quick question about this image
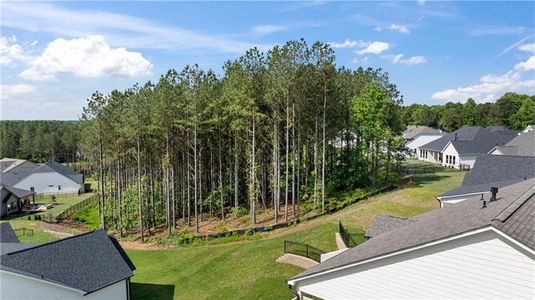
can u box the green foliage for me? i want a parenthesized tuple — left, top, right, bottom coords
(72, 205, 100, 230)
(229, 206, 249, 218)
(0, 120, 80, 163)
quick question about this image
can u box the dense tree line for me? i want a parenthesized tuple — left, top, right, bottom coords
(0, 120, 80, 162)
(80, 40, 406, 239)
(402, 92, 535, 132)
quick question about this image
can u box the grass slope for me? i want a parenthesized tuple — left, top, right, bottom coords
(128, 161, 465, 299)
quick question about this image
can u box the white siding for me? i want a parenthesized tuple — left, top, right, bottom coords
(14, 172, 81, 195)
(442, 143, 459, 169)
(296, 230, 535, 300)
(0, 271, 128, 300)
(406, 134, 443, 157)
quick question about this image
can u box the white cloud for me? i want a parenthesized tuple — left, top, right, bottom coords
(1, 2, 270, 54)
(375, 24, 410, 34)
(432, 66, 535, 103)
(515, 56, 535, 71)
(330, 39, 365, 49)
(19, 35, 152, 81)
(469, 25, 528, 37)
(252, 25, 288, 36)
(0, 84, 35, 101)
(354, 41, 390, 55)
(416, 0, 426, 5)
(386, 54, 427, 65)
(0, 36, 33, 67)
(518, 43, 535, 53)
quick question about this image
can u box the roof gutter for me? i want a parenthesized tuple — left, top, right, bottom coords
(288, 284, 300, 300)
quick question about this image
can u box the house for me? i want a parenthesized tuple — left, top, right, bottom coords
(402, 126, 443, 158)
(287, 179, 535, 300)
(489, 131, 535, 157)
(0, 227, 135, 300)
(437, 155, 535, 207)
(0, 158, 37, 173)
(418, 126, 518, 169)
(0, 185, 35, 217)
(0, 159, 84, 195)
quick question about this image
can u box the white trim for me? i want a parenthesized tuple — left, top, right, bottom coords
(0, 269, 84, 294)
(490, 227, 535, 255)
(287, 226, 530, 285)
(437, 191, 489, 201)
(440, 140, 453, 153)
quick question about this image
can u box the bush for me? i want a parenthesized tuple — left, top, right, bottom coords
(229, 206, 248, 218)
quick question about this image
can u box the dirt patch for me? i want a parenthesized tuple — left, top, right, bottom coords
(276, 253, 318, 269)
(120, 241, 161, 250)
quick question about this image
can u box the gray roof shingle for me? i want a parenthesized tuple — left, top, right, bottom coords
(0, 223, 19, 243)
(492, 131, 535, 157)
(419, 126, 518, 154)
(364, 215, 412, 238)
(289, 179, 535, 281)
(1, 184, 35, 200)
(0, 229, 135, 293)
(403, 126, 442, 140)
(34, 160, 84, 184)
(440, 155, 535, 197)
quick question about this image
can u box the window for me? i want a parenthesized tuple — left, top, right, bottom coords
(48, 185, 54, 187)
(58, 185, 61, 191)
(453, 156, 456, 165)
(30, 187, 34, 192)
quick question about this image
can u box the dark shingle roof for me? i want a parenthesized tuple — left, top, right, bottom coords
(0, 229, 135, 293)
(419, 126, 518, 154)
(492, 131, 535, 157)
(403, 126, 442, 140)
(364, 215, 412, 238)
(289, 179, 535, 281)
(1, 184, 35, 200)
(0, 243, 36, 255)
(34, 160, 83, 184)
(440, 155, 535, 197)
(0, 171, 33, 186)
(0, 223, 19, 243)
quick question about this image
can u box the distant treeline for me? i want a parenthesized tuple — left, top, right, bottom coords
(402, 92, 535, 132)
(0, 120, 80, 163)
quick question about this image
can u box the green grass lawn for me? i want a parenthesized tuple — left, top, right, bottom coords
(72, 204, 100, 230)
(1, 219, 57, 244)
(34, 193, 95, 218)
(127, 162, 466, 299)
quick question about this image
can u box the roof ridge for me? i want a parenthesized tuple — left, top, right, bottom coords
(3, 229, 102, 256)
(492, 184, 535, 223)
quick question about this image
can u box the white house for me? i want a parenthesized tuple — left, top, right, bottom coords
(403, 126, 443, 158)
(287, 179, 535, 300)
(1, 160, 84, 195)
(418, 126, 518, 169)
(0, 225, 135, 300)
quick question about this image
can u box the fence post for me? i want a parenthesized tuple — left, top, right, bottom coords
(284, 240, 286, 253)
(306, 244, 309, 258)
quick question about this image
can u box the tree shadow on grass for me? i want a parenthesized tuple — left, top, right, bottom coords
(131, 282, 175, 300)
(413, 174, 451, 186)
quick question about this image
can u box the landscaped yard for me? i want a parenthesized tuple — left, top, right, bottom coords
(126, 161, 466, 299)
(3, 161, 465, 299)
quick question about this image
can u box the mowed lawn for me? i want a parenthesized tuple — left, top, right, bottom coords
(128, 161, 466, 300)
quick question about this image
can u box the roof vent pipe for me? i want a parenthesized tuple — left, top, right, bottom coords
(480, 194, 486, 209)
(490, 187, 498, 202)
(454, 133, 458, 141)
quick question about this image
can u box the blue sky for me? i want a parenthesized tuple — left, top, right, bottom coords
(1, 1, 534, 120)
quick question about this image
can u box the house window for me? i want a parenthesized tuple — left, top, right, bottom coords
(30, 187, 34, 192)
(48, 185, 54, 187)
(58, 185, 61, 191)
(453, 156, 456, 165)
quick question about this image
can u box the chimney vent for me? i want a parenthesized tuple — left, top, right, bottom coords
(480, 194, 486, 209)
(454, 133, 458, 141)
(490, 187, 498, 202)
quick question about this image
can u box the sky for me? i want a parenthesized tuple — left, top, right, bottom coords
(1, 1, 534, 120)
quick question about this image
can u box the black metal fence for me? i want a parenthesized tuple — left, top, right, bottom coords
(55, 195, 98, 222)
(284, 240, 326, 262)
(339, 222, 357, 248)
(14, 227, 33, 237)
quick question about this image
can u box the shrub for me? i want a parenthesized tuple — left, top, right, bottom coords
(229, 206, 248, 218)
